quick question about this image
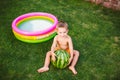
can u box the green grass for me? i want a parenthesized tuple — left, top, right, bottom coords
(0, 0, 120, 80)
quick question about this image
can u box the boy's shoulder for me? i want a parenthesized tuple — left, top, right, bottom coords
(67, 35, 72, 41)
(67, 35, 71, 38)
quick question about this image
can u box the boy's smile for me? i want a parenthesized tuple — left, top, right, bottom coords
(57, 28, 68, 37)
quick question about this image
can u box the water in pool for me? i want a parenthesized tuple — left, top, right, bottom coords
(18, 19, 53, 32)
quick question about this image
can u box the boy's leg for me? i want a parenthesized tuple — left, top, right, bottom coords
(37, 51, 52, 73)
(69, 50, 79, 74)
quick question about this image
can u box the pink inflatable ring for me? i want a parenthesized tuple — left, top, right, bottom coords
(12, 12, 58, 43)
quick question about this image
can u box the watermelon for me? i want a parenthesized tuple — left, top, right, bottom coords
(51, 50, 70, 69)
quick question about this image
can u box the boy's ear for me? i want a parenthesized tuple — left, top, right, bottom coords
(55, 29, 58, 34)
(55, 28, 57, 32)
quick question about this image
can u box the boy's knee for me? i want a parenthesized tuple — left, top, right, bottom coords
(46, 51, 52, 56)
(75, 51, 80, 57)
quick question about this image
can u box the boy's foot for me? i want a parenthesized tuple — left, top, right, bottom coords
(69, 66, 77, 75)
(37, 67, 49, 73)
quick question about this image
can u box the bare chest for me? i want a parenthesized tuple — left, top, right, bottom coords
(57, 38, 68, 46)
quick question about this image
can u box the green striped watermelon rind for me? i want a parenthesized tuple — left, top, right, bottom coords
(51, 50, 70, 69)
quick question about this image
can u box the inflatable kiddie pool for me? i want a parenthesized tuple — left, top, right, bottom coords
(12, 12, 58, 43)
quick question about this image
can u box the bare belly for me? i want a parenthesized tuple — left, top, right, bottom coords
(59, 45, 68, 50)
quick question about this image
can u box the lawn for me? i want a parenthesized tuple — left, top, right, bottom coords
(0, 0, 120, 80)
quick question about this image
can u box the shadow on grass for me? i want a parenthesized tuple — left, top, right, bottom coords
(0, 0, 14, 14)
(0, 64, 10, 80)
(0, 49, 29, 80)
(0, 63, 30, 80)
(113, 70, 120, 80)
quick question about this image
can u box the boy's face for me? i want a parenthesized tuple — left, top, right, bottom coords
(57, 27, 68, 37)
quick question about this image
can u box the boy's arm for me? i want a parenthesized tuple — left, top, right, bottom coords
(68, 37, 74, 63)
(51, 36, 57, 53)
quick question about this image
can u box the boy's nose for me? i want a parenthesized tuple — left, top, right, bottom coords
(61, 33, 64, 36)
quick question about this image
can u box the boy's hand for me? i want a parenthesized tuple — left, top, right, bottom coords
(51, 52, 56, 62)
(68, 57, 73, 65)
